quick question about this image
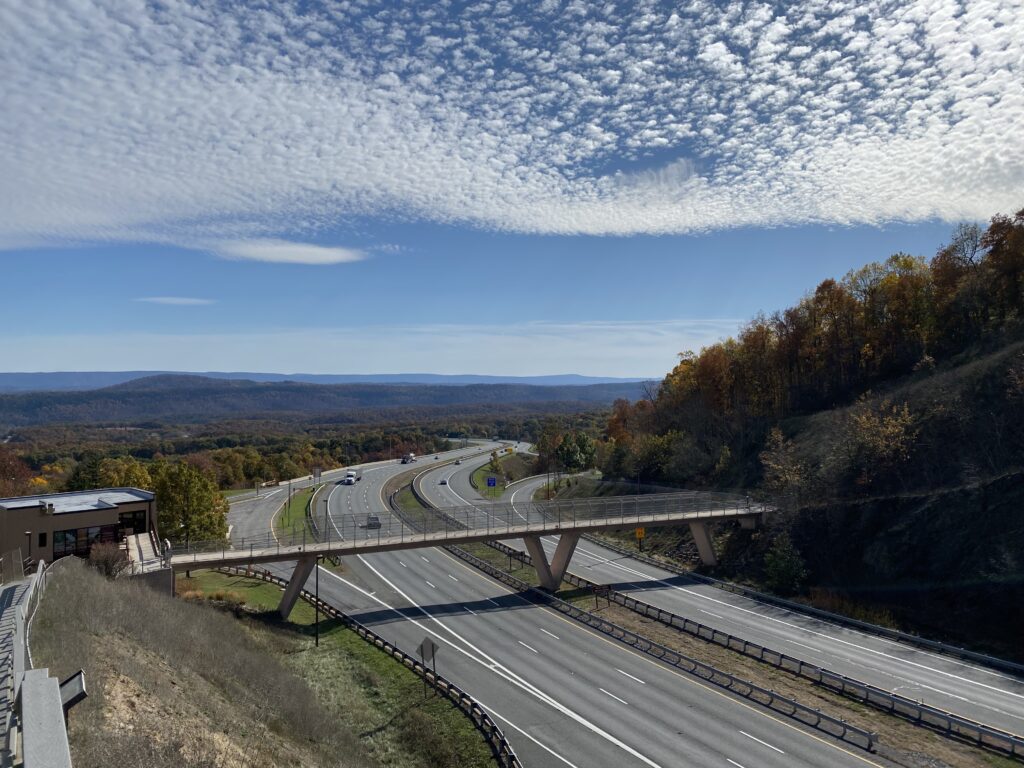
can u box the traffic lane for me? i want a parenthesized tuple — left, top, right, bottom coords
(299, 559, 654, 768)
(324, 446, 504, 541)
(533, 534, 1024, 734)
(324, 547, 888, 768)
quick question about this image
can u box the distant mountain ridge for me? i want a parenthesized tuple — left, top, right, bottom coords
(0, 371, 647, 393)
(0, 374, 652, 426)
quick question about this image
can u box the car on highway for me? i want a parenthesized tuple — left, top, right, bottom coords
(365, 514, 381, 529)
(454, 459, 462, 465)
(439, 479, 447, 485)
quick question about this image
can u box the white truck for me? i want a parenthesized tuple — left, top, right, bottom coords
(342, 469, 357, 485)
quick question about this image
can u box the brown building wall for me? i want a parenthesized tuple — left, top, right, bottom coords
(0, 499, 156, 564)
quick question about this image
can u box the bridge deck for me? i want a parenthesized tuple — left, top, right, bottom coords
(171, 491, 764, 571)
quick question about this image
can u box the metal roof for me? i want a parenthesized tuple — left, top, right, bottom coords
(0, 488, 154, 515)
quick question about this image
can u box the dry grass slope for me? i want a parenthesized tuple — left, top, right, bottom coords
(31, 560, 374, 768)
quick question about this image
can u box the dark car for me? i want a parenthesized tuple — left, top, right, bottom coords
(440, 479, 448, 485)
(365, 514, 381, 529)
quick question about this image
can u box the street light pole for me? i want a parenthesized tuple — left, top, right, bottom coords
(315, 556, 320, 647)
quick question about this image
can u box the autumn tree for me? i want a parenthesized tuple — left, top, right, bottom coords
(151, 461, 229, 544)
(841, 397, 918, 490)
(0, 447, 32, 497)
(763, 533, 807, 596)
(97, 456, 152, 489)
(759, 428, 806, 504)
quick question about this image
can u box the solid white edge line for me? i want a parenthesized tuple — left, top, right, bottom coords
(349, 557, 664, 768)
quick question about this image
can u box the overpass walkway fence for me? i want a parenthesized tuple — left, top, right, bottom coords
(216, 565, 521, 768)
(171, 491, 764, 567)
(386, 486, 877, 753)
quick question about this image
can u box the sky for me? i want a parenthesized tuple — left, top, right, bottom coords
(1, 0, 1021, 378)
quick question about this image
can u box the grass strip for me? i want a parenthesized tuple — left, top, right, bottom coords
(274, 485, 316, 540)
(181, 569, 497, 768)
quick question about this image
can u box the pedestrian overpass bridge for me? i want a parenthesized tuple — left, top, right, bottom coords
(170, 491, 765, 617)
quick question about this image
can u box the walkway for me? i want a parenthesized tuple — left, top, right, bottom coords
(0, 580, 31, 717)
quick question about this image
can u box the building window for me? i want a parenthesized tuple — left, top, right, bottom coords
(53, 525, 119, 558)
(37, 532, 47, 548)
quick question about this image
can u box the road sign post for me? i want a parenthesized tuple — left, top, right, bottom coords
(635, 526, 645, 552)
(487, 475, 497, 499)
(417, 637, 439, 698)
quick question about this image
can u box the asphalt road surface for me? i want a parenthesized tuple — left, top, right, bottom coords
(418, 455, 1024, 737)
(271, 451, 891, 768)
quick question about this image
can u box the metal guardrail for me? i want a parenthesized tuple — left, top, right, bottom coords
(446, 543, 876, 751)
(389, 481, 876, 753)
(584, 534, 1024, 678)
(488, 540, 1024, 760)
(217, 566, 521, 768)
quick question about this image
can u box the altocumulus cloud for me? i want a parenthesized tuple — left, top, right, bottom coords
(1, 0, 1022, 251)
(215, 239, 366, 265)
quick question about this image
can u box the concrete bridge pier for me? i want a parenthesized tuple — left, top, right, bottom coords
(688, 522, 718, 566)
(524, 533, 579, 591)
(279, 555, 317, 619)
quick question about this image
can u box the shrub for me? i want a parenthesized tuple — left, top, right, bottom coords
(87, 542, 131, 578)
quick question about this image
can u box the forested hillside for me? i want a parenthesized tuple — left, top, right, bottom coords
(0, 375, 647, 427)
(600, 208, 1024, 655)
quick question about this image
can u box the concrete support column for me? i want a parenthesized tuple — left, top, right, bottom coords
(688, 521, 718, 566)
(523, 533, 580, 591)
(279, 555, 316, 619)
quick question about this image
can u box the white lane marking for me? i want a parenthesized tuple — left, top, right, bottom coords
(726, 759, 747, 768)
(740, 731, 784, 754)
(486, 597, 501, 607)
(616, 669, 646, 685)
(421, 556, 430, 563)
(519, 641, 539, 654)
(399, 561, 407, 568)
(599, 688, 628, 706)
(539, 628, 560, 640)
(448, 574, 459, 581)
(465, 607, 477, 616)
(482, 705, 581, 768)
(787, 639, 823, 654)
(562, 543, 1024, 709)
(700, 609, 724, 620)
(425, 581, 436, 589)
(348, 558, 665, 768)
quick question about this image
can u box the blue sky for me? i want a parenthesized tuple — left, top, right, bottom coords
(1, 1, 1021, 377)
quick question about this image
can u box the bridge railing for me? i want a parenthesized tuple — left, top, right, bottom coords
(174, 491, 765, 563)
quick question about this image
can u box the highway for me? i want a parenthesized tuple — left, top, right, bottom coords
(419, 454, 1024, 738)
(274, 449, 890, 768)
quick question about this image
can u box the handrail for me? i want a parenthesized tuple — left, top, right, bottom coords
(174, 490, 765, 568)
(217, 566, 521, 768)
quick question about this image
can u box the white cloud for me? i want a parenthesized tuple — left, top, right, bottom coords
(0, 320, 741, 378)
(0, 0, 1021, 248)
(215, 239, 365, 265)
(133, 297, 216, 306)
